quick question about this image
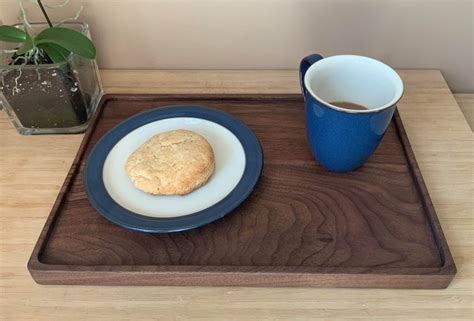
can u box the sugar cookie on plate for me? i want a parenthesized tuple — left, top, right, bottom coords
(125, 129, 215, 195)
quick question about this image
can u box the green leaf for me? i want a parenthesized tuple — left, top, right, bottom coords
(16, 32, 35, 55)
(0, 25, 27, 43)
(35, 27, 96, 59)
(37, 43, 71, 63)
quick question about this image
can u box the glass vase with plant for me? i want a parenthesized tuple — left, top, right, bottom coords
(0, 0, 102, 135)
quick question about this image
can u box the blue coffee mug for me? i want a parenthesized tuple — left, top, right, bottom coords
(300, 54, 404, 172)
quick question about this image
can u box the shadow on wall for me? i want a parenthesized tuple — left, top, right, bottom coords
(0, 0, 473, 92)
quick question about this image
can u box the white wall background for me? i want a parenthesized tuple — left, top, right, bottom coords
(1, 0, 473, 92)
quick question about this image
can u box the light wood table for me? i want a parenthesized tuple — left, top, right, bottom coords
(0, 70, 472, 321)
(454, 94, 474, 131)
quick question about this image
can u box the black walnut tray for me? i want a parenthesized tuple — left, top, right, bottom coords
(28, 94, 456, 288)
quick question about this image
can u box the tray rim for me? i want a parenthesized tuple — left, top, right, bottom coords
(27, 93, 456, 288)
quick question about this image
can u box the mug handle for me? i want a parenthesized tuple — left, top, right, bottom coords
(299, 54, 324, 99)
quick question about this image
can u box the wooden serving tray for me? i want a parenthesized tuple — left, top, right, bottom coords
(28, 94, 456, 288)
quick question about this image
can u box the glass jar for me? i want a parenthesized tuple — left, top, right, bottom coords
(0, 22, 102, 135)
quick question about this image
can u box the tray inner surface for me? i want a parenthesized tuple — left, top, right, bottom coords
(39, 95, 443, 270)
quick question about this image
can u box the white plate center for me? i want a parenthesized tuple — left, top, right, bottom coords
(103, 117, 246, 218)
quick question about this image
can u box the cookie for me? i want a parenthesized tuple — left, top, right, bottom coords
(125, 129, 215, 195)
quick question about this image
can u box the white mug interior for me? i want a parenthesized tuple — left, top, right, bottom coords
(304, 55, 404, 113)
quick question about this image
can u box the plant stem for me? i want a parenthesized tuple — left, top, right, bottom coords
(37, 0, 53, 27)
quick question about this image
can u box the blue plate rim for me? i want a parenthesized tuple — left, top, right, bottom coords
(84, 105, 263, 233)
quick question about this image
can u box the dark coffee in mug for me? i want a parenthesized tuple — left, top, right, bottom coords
(329, 101, 368, 110)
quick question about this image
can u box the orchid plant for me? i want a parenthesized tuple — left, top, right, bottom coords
(0, 0, 96, 64)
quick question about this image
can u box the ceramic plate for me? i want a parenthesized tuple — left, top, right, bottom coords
(84, 105, 263, 233)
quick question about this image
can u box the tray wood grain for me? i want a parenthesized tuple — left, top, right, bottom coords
(28, 94, 456, 288)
